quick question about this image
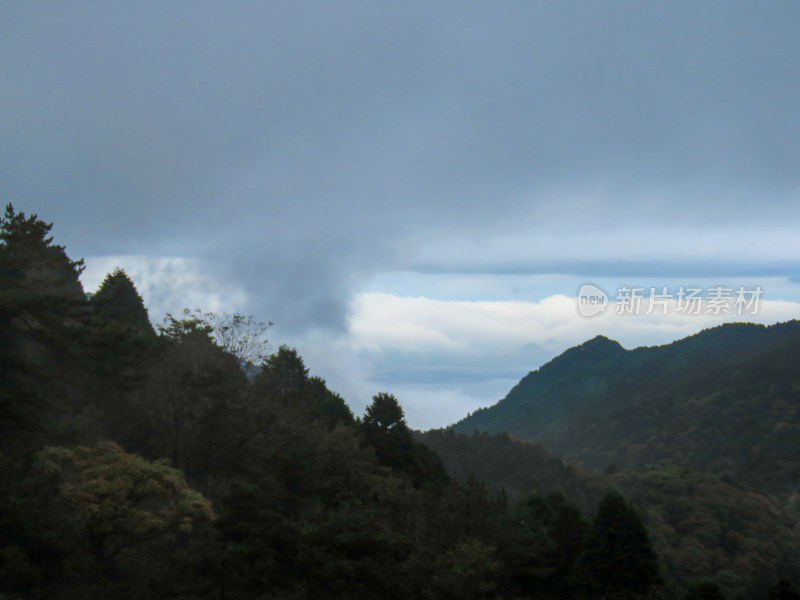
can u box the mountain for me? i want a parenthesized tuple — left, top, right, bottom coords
(420, 429, 597, 505)
(452, 321, 800, 496)
(6, 205, 800, 599)
(420, 429, 800, 599)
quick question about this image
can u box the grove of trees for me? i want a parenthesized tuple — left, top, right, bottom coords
(1, 205, 796, 599)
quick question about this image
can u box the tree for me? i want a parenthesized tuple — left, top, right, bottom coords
(253, 345, 310, 401)
(0, 206, 92, 454)
(207, 311, 272, 366)
(91, 267, 153, 332)
(363, 392, 408, 434)
(431, 537, 500, 600)
(35, 441, 214, 575)
(139, 316, 247, 475)
(573, 490, 662, 599)
(362, 393, 447, 487)
(362, 392, 414, 470)
(159, 308, 215, 341)
(0, 204, 84, 299)
(498, 491, 588, 598)
(160, 308, 271, 367)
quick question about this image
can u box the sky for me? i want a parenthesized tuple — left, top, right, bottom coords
(4, 2, 800, 429)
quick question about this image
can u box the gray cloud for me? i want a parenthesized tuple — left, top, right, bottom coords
(4, 1, 800, 332)
(410, 261, 800, 279)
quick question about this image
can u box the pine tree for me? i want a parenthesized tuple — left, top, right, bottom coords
(91, 267, 153, 332)
(362, 393, 447, 486)
(573, 490, 661, 599)
(0, 204, 84, 299)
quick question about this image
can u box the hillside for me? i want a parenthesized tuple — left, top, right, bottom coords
(452, 322, 800, 495)
(421, 430, 800, 599)
(5, 204, 800, 600)
(2, 205, 687, 600)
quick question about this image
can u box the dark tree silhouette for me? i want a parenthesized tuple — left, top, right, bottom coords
(91, 267, 153, 332)
(573, 490, 661, 598)
(254, 345, 310, 401)
(0, 204, 84, 299)
(362, 393, 447, 487)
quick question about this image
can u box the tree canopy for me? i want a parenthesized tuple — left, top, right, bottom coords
(0, 203, 84, 299)
(91, 267, 153, 332)
(573, 490, 662, 598)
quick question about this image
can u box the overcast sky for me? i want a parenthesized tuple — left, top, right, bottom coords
(4, 2, 800, 428)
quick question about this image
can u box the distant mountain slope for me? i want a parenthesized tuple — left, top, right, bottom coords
(451, 320, 800, 495)
(612, 465, 800, 600)
(419, 429, 597, 505)
(419, 429, 800, 599)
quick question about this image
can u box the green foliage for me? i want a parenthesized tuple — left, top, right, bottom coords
(36, 441, 214, 561)
(362, 392, 413, 474)
(573, 490, 662, 599)
(207, 311, 272, 365)
(453, 334, 629, 439)
(159, 308, 215, 340)
(253, 345, 355, 428)
(612, 464, 800, 599)
(0, 441, 213, 598)
(453, 321, 800, 498)
(430, 537, 501, 600)
(364, 392, 407, 433)
(420, 428, 592, 504)
(498, 491, 589, 598)
(363, 393, 448, 488)
(160, 308, 272, 366)
(0, 203, 84, 299)
(91, 267, 153, 332)
(136, 322, 248, 475)
(255, 345, 310, 397)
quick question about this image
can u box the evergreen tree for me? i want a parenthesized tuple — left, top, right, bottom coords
(362, 392, 414, 470)
(362, 393, 447, 487)
(573, 490, 661, 599)
(251, 346, 353, 428)
(253, 345, 310, 401)
(0, 206, 89, 455)
(91, 267, 153, 332)
(0, 204, 84, 299)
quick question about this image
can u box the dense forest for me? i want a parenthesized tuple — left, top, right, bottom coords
(1, 205, 799, 599)
(452, 323, 800, 496)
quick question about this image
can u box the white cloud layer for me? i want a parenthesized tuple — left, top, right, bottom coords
(80, 258, 800, 430)
(332, 290, 800, 429)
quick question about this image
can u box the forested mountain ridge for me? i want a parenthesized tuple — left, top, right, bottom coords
(4, 204, 800, 600)
(421, 429, 800, 599)
(452, 321, 800, 496)
(2, 205, 686, 599)
(436, 320, 800, 597)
